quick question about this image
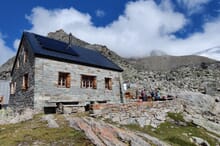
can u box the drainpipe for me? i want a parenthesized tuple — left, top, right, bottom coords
(119, 74, 125, 103)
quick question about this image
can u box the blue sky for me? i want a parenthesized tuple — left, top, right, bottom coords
(0, 0, 131, 49)
(0, 0, 220, 64)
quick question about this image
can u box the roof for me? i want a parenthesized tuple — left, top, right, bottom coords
(23, 32, 123, 72)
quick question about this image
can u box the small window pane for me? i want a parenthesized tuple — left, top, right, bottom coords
(58, 72, 71, 88)
(81, 75, 97, 89)
(105, 78, 112, 90)
(22, 74, 28, 90)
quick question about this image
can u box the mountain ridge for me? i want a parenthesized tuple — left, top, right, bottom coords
(194, 46, 220, 61)
(0, 30, 218, 80)
(127, 55, 217, 72)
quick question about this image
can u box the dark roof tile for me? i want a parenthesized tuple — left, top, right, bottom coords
(24, 32, 123, 72)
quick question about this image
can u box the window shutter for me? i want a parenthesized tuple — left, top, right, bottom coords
(80, 77, 83, 88)
(24, 50, 28, 63)
(16, 59, 20, 69)
(109, 79, 112, 90)
(10, 82, 13, 94)
(22, 74, 28, 90)
(22, 76, 25, 89)
(93, 78, 97, 89)
(66, 74, 71, 88)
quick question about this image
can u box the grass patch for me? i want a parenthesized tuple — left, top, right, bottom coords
(167, 112, 185, 122)
(125, 112, 220, 146)
(166, 136, 196, 146)
(0, 114, 93, 146)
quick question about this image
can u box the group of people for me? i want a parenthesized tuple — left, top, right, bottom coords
(136, 88, 161, 101)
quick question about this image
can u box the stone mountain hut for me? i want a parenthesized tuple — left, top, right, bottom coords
(9, 32, 123, 112)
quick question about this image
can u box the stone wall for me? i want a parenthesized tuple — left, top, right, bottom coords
(9, 38, 35, 111)
(90, 99, 183, 128)
(34, 57, 123, 110)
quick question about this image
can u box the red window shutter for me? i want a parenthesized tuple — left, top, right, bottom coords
(10, 82, 13, 94)
(109, 79, 112, 90)
(22, 76, 25, 89)
(93, 78, 97, 89)
(66, 74, 71, 88)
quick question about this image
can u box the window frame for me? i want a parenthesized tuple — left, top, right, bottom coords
(105, 77, 112, 90)
(10, 82, 16, 95)
(24, 49, 28, 63)
(22, 74, 28, 90)
(81, 75, 97, 89)
(58, 72, 71, 88)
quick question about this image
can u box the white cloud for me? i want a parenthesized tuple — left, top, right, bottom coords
(0, 33, 15, 65)
(25, 0, 220, 60)
(26, 7, 92, 35)
(177, 0, 210, 8)
(177, 0, 210, 15)
(166, 17, 220, 56)
(95, 9, 105, 17)
(13, 39, 20, 50)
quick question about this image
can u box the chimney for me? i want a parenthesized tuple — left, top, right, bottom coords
(66, 33, 73, 49)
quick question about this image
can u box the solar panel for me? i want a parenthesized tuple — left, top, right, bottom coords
(26, 32, 123, 71)
(35, 35, 78, 56)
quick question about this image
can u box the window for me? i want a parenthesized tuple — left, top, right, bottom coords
(81, 75, 97, 89)
(58, 72, 71, 88)
(24, 50, 28, 63)
(105, 78, 112, 90)
(10, 82, 16, 94)
(22, 74, 28, 90)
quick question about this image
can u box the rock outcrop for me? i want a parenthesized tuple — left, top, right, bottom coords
(88, 90, 220, 136)
(41, 114, 59, 128)
(127, 62, 220, 98)
(65, 116, 169, 146)
(0, 108, 35, 125)
(0, 57, 15, 80)
(176, 91, 220, 135)
(90, 99, 182, 128)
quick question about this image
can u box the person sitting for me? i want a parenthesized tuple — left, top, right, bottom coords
(141, 88, 147, 101)
(155, 89, 161, 100)
(150, 90, 154, 98)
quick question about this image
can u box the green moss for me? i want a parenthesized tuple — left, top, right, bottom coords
(0, 114, 93, 146)
(124, 113, 220, 146)
(165, 136, 196, 146)
(167, 112, 185, 122)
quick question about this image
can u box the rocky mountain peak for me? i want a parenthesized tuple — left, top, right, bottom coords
(48, 29, 89, 47)
(0, 57, 15, 80)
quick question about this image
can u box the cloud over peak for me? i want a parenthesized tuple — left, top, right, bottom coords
(16, 0, 218, 60)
